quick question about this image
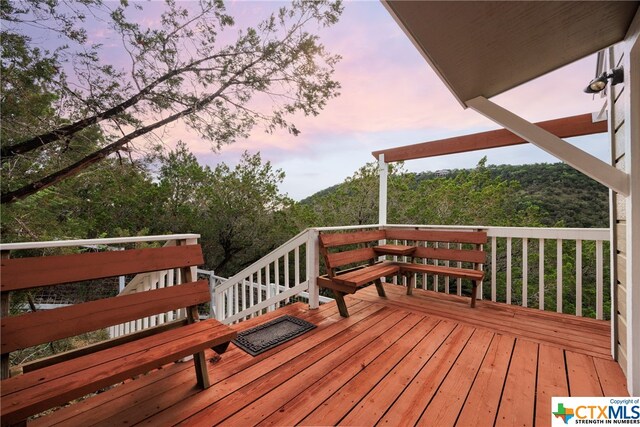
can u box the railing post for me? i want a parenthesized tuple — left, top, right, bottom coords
(306, 228, 320, 309)
(378, 154, 388, 225)
(208, 273, 216, 319)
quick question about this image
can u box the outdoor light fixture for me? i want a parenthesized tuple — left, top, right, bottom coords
(584, 67, 624, 94)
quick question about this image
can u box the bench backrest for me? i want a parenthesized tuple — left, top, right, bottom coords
(318, 230, 385, 276)
(385, 229, 487, 264)
(0, 245, 207, 357)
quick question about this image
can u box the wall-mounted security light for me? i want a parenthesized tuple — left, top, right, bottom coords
(584, 67, 624, 94)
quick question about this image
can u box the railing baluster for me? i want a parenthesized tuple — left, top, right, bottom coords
(539, 238, 545, 310)
(576, 239, 582, 316)
(422, 241, 427, 289)
(445, 242, 450, 294)
(433, 241, 439, 292)
(242, 279, 247, 312)
(506, 237, 512, 304)
(258, 268, 263, 305)
(266, 263, 271, 312)
(294, 246, 300, 285)
(596, 240, 603, 320)
(457, 243, 462, 296)
(275, 258, 280, 310)
(557, 239, 563, 313)
(491, 236, 497, 302)
(522, 238, 528, 308)
(284, 252, 290, 304)
(234, 282, 239, 315)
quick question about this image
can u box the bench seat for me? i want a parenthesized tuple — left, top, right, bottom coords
(398, 263, 484, 281)
(1, 318, 235, 426)
(332, 261, 400, 288)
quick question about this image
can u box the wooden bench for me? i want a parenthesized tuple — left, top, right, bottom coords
(317, 230, 400, 317)
(317, 228, 487, 317)
(0, 244, 237, 426)
(385, 229, 487, 308)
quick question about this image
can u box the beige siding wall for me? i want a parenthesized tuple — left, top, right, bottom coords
(610, 43, 627, 375)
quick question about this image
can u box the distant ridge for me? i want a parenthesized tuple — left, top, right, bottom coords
(302, 162, 608, 228)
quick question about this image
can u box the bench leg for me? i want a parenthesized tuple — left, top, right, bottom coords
(332, 290, 350, 317)
(212, 342, 231, 354)
(406, 273, 414, 296)
(193, 350, 211, 389)
(470, 280, 479, 308)
(374, 279, 386, 298)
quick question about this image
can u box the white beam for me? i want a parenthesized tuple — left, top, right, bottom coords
(378, 154, 388, 225)
(466, 96, 630, 196)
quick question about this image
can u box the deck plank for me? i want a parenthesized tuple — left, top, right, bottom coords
(300, 319, 456, 426)
(368, 325, 475, 427)
(353, 284, 610, 357)
(178, 308, 410, 426)
(535, 345, 569, 427)
(593, 357, 628, 395)
(24, 283, 626, 427)
(567, 351, 604, 396)
(456, 334, 515, 427)
(62, 299, 378, 427)
(258, 315, 440, 427)
(495, 339, 538, 427)
(229, 313, 429, 426)
(417, 328, 494, 426)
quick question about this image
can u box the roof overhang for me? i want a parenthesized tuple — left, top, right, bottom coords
(382, 1, 640, 107)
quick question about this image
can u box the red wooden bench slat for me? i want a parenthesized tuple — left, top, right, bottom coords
(1, 280, 211, 355)
(0, 319, 236, 425)
(327, 247, 377, 269)
(399, 263, 484, 281)
(319, 230, 385, 248)
(385, 229, 487, 245)
(0, 245, 205, 292)
(373, 245, 416, 256)
(413, 246, 486, 264)
(333, 262, 400, 287)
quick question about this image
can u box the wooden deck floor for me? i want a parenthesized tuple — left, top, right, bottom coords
(31, 284, 628, 427)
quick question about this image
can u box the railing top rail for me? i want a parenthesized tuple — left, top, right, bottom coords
(0, 234, 201, 251)
(215, 229, 311, 293)
(382, 224, 609, 241)
(311, 224, 382, 232)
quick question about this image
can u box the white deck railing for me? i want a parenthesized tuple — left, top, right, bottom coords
(2, 224, 611, 338)
(382, 224, 610, 319)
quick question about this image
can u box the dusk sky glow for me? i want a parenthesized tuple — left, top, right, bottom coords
(52, 1, 610, 200)
(207, 1, 608, 200)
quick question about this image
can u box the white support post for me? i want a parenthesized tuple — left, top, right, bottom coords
(306, 229, 320, 309)
(466, 96, 630, 196)
(378, 154, 388, 225)
(624, 10, 640, 395)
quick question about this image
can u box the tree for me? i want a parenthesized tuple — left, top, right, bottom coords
(407, 157, 541, 227)
(307, 162, 411, 226)
(200, 151, 294, 275)
(1, 0, 343, 204)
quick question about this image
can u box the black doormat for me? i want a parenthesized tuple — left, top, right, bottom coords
(233, 315, 316, 356)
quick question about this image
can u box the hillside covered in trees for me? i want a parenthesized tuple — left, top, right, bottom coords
(303, 160, 609, 229)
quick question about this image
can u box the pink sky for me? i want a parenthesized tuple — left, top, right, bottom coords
(73, 1, 609, 200)
(188, 1, 606, 200)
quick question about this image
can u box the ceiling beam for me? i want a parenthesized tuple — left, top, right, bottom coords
(372, 113, 607, 163)
(466, 96, 629, 196)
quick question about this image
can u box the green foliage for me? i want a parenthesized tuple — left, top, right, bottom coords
(1, 0, 343, 203)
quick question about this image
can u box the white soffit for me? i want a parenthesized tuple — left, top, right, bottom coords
(383, 1, 640, 107)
